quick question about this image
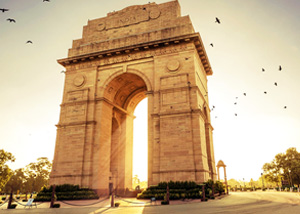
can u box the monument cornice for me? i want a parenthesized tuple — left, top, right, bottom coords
(56, 120, 96, 128)
(58, 33, 213, 75)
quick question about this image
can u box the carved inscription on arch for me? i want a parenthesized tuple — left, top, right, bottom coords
(98, 44, 188, 67)
(107, 8, 150, 29)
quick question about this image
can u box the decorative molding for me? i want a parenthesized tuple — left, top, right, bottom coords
(58, 33, 213, 75)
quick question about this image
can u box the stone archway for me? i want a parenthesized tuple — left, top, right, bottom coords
(104, 72, 148, 194)
(50, 1, 217, 196)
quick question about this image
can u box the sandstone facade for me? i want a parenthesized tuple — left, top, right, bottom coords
(50, 0, 217, 195)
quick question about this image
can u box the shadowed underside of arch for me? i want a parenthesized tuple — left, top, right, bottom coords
(104, 73, 147, 114)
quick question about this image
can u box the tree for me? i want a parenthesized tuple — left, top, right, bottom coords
(132, 174, 140, 189)
(23, 157, 52, 193)
(227, 179, 240, 188)
(132, 175, 147, 189)
(4, 168, 26, 193)
(262, 147, 300, 187)
(0, 149, 15, 192)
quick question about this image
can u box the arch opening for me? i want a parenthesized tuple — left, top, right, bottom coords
(104, 73, 148, 193)
(132, 98, 148, 189)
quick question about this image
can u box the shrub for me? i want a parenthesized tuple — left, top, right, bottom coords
(137, 180, 222, 201)
(8, 204, 17, 209)
(161, 200, 169, 205)
(35, 184, 98, 201)
(52, 203, 60, 208)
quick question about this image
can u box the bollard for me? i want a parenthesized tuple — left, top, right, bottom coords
(109, 182, 114, 208)
(7, 191, 13, 209)
(50, 185, 56, 208)
(166, 184, 170, 204)
(202, 185, 205, 201)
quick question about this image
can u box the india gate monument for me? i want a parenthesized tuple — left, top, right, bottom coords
(50, 0, 216, 195)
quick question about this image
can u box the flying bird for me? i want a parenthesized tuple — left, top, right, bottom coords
(235, 113, 237, 116)
(43, 0, 50, 2)
(264, 91, 267, 94)
(243, 93, 246, 96)
(210, 43, 214, 47)
(279, 65, 282, 71)
(274, 82, 278, 86)
(26, 40, 33, 44)
(0, 8, 9, 13)
(215, 17, 221, 24)
(7, 18, 16, 23)
(234, 102, 237, 105)
(262, 68, 265, 72)
(284, 106, 287, 109)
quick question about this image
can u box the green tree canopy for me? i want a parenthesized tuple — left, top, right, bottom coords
(263, 147, 300, 186)
(4, 168, 26, 193)
(0, 149, 15, 192)
(23, 157, 52, 193)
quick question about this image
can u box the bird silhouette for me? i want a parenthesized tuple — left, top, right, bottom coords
(262, 68, 265, 72)
(279, 65, 282, 71)
(236, 97, 238, 99)
(235, 113, 237, 116)
(0, 8, 9, 13)
(43, 0, 50, 2)
(234, 102, 237, 105)
(274, 82, 277, 86)
(264, 91, 267, 94)
(210, 43, 214, 47)
(215, 17, 221, 24)
(7, 18, 16, 23)
(284, 106, 287, 109)
(243, 93, 246, 96)
(26, 40, 33, 44)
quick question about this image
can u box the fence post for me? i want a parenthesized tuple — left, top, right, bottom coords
(109, 182, 114, 207)
(50, 185, 56, 208)
(166, 184, 170, 204)
(7, 191, 13, 209)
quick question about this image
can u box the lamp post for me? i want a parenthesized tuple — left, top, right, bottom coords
(261, 172, 264, 190)
(109, 176, 114, 207)
(32, 174, 36, 197)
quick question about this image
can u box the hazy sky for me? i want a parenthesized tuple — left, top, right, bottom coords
(1, 0, 299, 183)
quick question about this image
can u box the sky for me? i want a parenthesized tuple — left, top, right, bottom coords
(1, 0, 300, 183)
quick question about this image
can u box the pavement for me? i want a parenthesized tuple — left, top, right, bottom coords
(1, 191, 300, 214)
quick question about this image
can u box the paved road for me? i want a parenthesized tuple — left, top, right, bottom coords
(1, 192, 300, 214)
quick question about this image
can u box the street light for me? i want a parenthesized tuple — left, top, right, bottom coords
(261, 172, 264, 190)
